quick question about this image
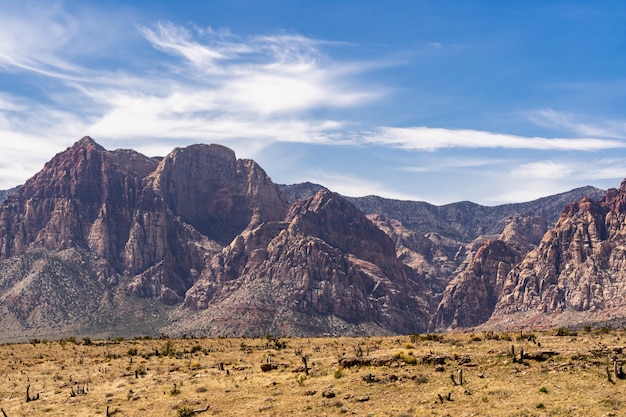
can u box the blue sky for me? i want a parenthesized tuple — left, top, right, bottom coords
(1, 0, 626, 204)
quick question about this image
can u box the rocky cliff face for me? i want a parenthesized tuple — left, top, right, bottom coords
(0, 138, 434, 340)
(123, 143, 287, 304)
(487, 182, 626, 329)
(431, 215, 547, 330)
(0, 137, 158, 274)
(176, 190, 430, 336)
(0, 137, 617, 341)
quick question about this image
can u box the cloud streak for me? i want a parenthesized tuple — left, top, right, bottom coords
(367, 126, 626, 151)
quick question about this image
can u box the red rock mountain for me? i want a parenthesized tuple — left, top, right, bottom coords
(0, 138, 429, 340)
(431, 215, 547, 330)
(486, 181, 626, 329)
(0, 137, 620, 341)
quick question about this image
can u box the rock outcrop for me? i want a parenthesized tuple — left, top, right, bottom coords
(0, 136, 617, 341)
(176, 190, 430, 336)
(123, 143, 287, 303)
(487, 181, 626, 328)
(431, 215, 547, 330)
(0, 137, 158, 275)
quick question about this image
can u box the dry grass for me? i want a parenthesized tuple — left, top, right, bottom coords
(0, 329, 625, 416)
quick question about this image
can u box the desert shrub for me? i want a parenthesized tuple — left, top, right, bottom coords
(136, 364, 147, 376)
(334, 368, 343, 379)
(469, 334, 482, 342)
(554, 327, 568, 336)
(420, 334, 444, 342)
(177, 406, 194, 417)
(266, 335, 287, 350)
(394, 350, 417, 365)
(296, 374, 307, 385)
(163, 340, 176, 356)
(483, 331, 500, 341)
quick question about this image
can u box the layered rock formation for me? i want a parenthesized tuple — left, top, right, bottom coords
(0, 137, 431, 339)
(432, 215, 547, 330)
(0, 136, 618, 341)
(174, 190, 430, 336)
(487, 181, 626, 328)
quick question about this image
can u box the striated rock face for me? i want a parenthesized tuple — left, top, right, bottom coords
(367, 214, 463, 299)
(0, 136, 617, 340)
(0, 137, 158, 274)
(487, 183, 626, 329)
(0, 138, 292, 336)
(431, 215, 547, 330)
(122, 144, 286, 303)
(177, 190, 430, 336)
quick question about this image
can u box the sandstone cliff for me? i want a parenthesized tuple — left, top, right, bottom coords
(431, 215, 547, 330)
(0, 137, 616, 341)
(487, 181, 626, 329)
(174, 190, 430, 336)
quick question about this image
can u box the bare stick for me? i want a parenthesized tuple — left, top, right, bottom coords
(191, 405, 211, 414)
(302, 356, 309, 376)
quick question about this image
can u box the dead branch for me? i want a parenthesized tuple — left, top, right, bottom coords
(191, 404, 211, 414)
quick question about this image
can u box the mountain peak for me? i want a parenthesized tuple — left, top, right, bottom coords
(72, 136, 105, 151)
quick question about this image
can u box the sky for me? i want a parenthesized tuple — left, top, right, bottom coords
(1, 1, 626, 205)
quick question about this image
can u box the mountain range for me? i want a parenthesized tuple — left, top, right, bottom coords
(0, 137, 619, 342)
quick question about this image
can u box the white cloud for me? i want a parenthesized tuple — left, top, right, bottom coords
(367, 126, 626, 151)
(529, 109, 626, 140)
(511, 158, 626, 181)
(304, 170, 425, 201)
(510, 160, 574, 179)
(401, 156, 511, 173)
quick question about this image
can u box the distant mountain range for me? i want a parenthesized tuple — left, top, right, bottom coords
(0, 137, 618, 342)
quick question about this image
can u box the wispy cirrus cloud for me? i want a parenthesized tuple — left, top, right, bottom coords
(528, 109, 626, 140)
(511, 158, 626, 181)
(366, 126, 626, 151)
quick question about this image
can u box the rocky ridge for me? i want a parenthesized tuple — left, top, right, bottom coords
(485, 180, 626, 329)
(0, 138, 431, 340)
(0, 137, 620, 341)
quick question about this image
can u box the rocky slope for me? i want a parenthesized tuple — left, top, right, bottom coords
(280, 183, 604, 241)
(431, 215, 547, 331)
(485, 182, 626, 329)
(0, 138, 432, 340)
(0, 137, 618, 341)
(169, 190, 430, 336)
(0, 186, 19, 204)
